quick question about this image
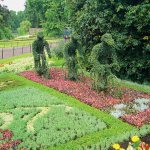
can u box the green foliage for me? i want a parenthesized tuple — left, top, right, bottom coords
(70, 0, 150, 83)
(0, 4, 13, 39)
(0, 117, 3, 126)
(0, 85, 106, 149)
(64, 37, 83, 80)
(32, 33, 51, 78)
(89, 33, 119, 91)
(0, 27, 13, 40)
(25, 0, 48, 28)
(43, 1, 65, 35)
(0, 4, 10, 26)
(17, 20, 31, 35)
(25, 0, 71, 35)
(51, 41, 64, 59)
(0, 74, 136, 150)
(8, 11, 25, 32)
(0, 77, 25, 91)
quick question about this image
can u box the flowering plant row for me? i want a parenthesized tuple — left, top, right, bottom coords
(0, 57, 34, 73)
(113, 135, 150, 150)
(20, 68, 150, 126)
(121, 109, 150, 127)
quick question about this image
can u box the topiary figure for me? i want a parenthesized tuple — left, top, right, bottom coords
(64, 35, 83, 81)
(32, 32, 51, 79)
(89, 33, 119, 91)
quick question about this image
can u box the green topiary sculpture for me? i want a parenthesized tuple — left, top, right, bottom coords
(32, 32, 51, 79)
(89, 33, 120, 91)
(64, 35, 83, 81)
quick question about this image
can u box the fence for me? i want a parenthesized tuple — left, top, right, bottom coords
(0, 43, 58, 59)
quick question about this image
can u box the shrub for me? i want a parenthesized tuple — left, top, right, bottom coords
(51, 41, 65, 59)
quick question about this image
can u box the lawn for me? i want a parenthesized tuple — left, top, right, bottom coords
(0, 38, 62, 48)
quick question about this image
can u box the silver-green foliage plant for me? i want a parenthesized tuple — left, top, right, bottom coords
(0, 86, 106, 149)
(89, 33, 119, 91)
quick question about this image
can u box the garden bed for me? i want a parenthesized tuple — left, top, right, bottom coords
(109, 134, 150, 150)
(1, 74, 137, 150)
(20, 68, 150, 127)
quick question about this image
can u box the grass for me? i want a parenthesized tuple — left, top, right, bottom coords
(0, 73, 138, 150)
(0, 76, 25, 91)
(0, 55, 64, 74)
(0, 38, 62, 48)
(116, 79, 150, 94)
(50, 57, 65, 67)
(0, 53, 32, 64)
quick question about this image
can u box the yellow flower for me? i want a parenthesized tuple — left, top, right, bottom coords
(137, 147, 142, 150)
(119, 148, 125, 150)
(131, 136, 140, 143)
(113, 144, 120, 149)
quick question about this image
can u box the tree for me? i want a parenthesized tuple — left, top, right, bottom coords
(0, 4, 12, 39)
(25, 0, 71, 35)
(8, 11, 26, 32)
(17, 20, 31, 35)
(69, 0, 150, 83)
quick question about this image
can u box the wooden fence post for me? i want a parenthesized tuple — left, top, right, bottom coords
(2, 48, 3, 59)
(13, 47, 15, 56)
(22, 46, 23, 54)
(30, 45, 32, 53)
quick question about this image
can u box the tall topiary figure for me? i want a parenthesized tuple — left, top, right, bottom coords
(89, 33, 119, 91)
(32, 32, 51, 79)
(64, 35, 83, 81)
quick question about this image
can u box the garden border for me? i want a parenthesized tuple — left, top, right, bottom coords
(1, 73, 150, 149)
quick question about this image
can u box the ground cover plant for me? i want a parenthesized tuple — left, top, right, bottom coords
(20, 68, 150, 127)
(1, 73, 145, 150)
(0, 76, 25, 91)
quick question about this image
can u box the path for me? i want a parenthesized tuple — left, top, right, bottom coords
(0, 42, 58, 59)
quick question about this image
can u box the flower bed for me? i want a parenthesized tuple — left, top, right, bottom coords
(122, 109, 150, 127)
(20, 68, 150, 126)
(110, 135, 150, 150)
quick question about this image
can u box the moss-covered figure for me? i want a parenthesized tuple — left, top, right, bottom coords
(32, 32, 51, 79)
(64, 35, 83, 81)
(90, 33, 119, 91)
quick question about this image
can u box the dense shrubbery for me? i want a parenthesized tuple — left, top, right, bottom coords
(70, 0, 150, 83)
(0, 27, 12, 40)
(0, 4, 13, 40)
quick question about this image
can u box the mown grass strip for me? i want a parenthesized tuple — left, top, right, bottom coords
(116, 79, 150, 94)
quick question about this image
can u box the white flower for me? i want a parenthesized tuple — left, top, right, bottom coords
(113, 104, 126, 110)
(110, 110, 126, 118)
(134, 98, 150, 104)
